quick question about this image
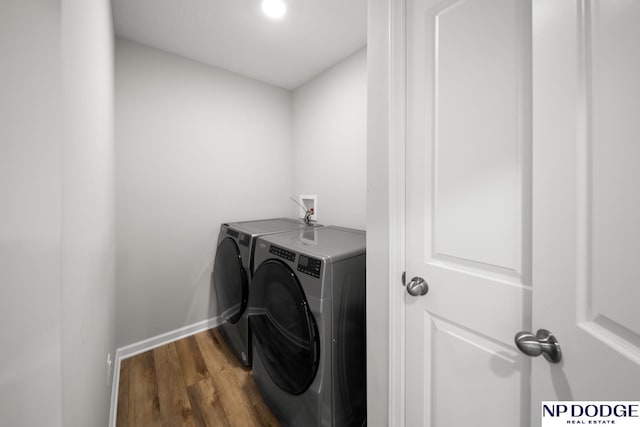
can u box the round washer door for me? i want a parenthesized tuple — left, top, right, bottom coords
(213, 237, 248, 324)
(249, 259, 320, 395)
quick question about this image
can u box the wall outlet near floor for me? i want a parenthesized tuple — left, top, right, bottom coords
(106, 353, 113, 386)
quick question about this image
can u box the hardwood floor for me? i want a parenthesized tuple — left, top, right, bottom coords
(116, 328, 280, 427)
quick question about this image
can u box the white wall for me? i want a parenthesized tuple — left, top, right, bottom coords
(60, 0, 116, 425)
(292, 49, 367, 229)
(0, 1, 63, 426)
(115, 40, 294, 348)
(0, 0, 116, 426)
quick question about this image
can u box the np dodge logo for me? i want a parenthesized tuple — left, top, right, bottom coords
(542, 402, 640, 426)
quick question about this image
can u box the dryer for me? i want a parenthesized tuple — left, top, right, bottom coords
(212, 218, 319, 367)
(249, 226, 366, 426)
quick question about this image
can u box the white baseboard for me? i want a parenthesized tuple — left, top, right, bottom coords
(107, 316, 223, 427)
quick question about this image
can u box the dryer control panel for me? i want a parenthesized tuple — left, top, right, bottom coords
(297, 255, 321, 278)
(269, 245, 296, 262)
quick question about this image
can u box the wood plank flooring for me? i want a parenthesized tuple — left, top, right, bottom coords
(116, 328, 280, 427)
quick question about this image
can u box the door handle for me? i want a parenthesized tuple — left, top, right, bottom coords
(514, 329, 562, 363)
(406, 276, 429, 297)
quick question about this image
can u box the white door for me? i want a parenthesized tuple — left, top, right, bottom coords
(531, 0, 640, 424)
(405, 0, 533, 425)
(405, 0, 640, 426)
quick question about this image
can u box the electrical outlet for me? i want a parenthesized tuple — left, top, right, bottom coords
(106, 353, 113, 386)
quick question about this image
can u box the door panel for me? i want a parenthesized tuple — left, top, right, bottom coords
(531, 0, 640, 422)
(213, 237, 247, 324)
(430, 0, 528, 273)
(589, 0, 640, 344)
(405, 0, 532, 425)
(249, 259, 319, 396)
(424, 315, 527, 426)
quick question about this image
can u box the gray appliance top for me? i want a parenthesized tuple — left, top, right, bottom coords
(258, 226, 365, 262)
(226, 218, 318, 236)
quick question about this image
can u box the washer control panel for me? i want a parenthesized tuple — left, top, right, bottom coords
(269, 245, 296, 262)
(297, 255, 321, 278)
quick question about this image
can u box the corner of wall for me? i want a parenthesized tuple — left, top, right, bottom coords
(60, 0, 116, 425)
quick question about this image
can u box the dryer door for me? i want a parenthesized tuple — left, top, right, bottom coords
(213, 237, 248, 324)
(250, 259, 320, 395)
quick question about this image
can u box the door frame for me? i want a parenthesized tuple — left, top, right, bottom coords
(387, 0, 406, 425)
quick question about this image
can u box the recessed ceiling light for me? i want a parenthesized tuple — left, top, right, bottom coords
(261, 0, 287, 19)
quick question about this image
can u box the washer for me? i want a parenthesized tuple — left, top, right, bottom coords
(212, 218, 320, 367)
(249, 226, 366, 426)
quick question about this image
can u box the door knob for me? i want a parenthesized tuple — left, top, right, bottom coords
(514, 329, 562, 363)
(406, 276, 429, 297)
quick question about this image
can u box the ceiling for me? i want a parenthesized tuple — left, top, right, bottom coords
(112, 0, 368, 90)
